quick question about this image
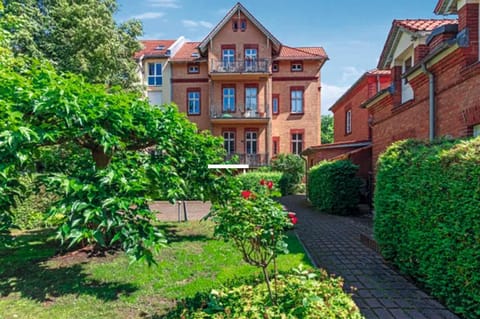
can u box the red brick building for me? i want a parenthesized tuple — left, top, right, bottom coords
(303, 70, 391, 181)
(364, 0, 480, 172)
(136, 3, 328, 166)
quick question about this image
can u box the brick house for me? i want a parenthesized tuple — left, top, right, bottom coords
(363, 0, 480, 173)
(302, 70, 391, 180)
(135, 3, 328, 166)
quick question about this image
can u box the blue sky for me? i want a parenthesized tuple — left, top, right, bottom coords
(115, 0, 453, 114)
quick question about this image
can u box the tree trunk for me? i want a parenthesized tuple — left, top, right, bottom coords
(91, 148, 112, 169)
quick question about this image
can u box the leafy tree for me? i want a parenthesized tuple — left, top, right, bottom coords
(321, 114, 334, 144)
(0, 4, 225, 262)
(271, 154, 305, 195)
(4, 0, 143, 89)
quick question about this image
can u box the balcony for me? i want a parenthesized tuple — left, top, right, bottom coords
(210, 104, 270, 124)
(225, 153, 268, 167)
(210, 59, 270, 80)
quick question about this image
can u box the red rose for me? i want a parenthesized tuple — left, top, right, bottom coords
(290, 216, 298, 225)
(260, 179, 266, 185)
(288, 212, 296, 218)
(267, 181, 273, 189)
(241, 190, 252, 199)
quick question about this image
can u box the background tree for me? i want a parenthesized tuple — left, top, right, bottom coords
(321, 114, 334, 144)
(4, 0, 143, 89)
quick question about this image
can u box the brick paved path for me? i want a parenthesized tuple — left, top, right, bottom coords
(279, 195, 460, 319)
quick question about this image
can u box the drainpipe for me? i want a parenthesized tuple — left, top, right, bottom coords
(421, 63, 435, 141)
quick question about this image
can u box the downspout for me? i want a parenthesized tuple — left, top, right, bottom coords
(421, 63, 435, 141)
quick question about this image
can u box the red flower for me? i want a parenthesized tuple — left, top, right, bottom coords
(290, 216, 298, 225)
(267, 181, 274, 189)
(241, 190, 252, 199)
(260, 179, 266, 185)
(288, 212, 296, 218)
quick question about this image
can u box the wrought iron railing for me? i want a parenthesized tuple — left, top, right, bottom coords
(210, 59, 270, 73)
(210, 104, 269, 119)
(225, 153, 268, 167)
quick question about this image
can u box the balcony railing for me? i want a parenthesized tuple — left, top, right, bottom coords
(225, 153, 268, 167)
(210, 104, 270, 120)
(210, 59, 270, 74)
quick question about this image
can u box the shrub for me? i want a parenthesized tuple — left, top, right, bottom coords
(308, 160, 361, 215)
(272, 154, 305, 195)
(164, 266, 363, 319)
(236, 171, 282, 194)
(10, 176, 60, 230)
(374, 137, 480, 319)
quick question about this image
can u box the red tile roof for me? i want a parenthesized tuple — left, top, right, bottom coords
(134, 40, 176, 59)
(170, 42, 202, 62)
(276, 46, 327, 60)
(395, 19, 458, 32)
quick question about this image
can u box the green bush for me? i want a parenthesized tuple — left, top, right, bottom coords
(236, 171, 282, 193)
(164, 267, 363, 319)
(374, 137, 480, 319)
(308, 160, 361, 215)
(272, 154, 305, 195)
(10, 176, 60, 230)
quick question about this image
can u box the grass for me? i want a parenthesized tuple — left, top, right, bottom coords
(0, 222, 312, 318)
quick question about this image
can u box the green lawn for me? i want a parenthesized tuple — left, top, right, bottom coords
(0, 222, 312, 318)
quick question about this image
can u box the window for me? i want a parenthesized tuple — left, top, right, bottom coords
(290, 87, 304, 114)
(474, 124, 480, 137)
(346, 109, 352, 135)
(232, 20, 238, 32)
(245, 130, 257, 154)
(148, 63, 162, 86)
(291, 61, 303, 72)
(272, 136, 280, 155)
(222, 46, 235, 68)
(244, 46, 258, 71)
(188, 64, 199, 74)
(187, 89, 200, 115)
(291, 131, 304, 155)
(245, 85, 258, 114)
(240, 19, 247, 31)
(272, 94, 280, 115)
(223, 86, 235, 112)
(223, 131, 235, 154)
(401, 56, 414, 103)
(272, 62, 279, 72)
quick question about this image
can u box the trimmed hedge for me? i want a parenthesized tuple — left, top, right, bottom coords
(236, 171, 282, 193)
(308, 160, 361, 215)
(164, 268, 363, 318)
(374, 138, 480, 319)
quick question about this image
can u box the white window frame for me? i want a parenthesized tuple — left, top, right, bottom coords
(223, 131, 235, 154)
(346, 110, 352, 134)
(291, 133, 303, 155)
(223, 87, 235, 112)
(245, 131, 257, 155)
(291, 62, 303, 72)
(187, 90, 200, 115)
(147, 63, 162, 86)
(291, 89, 303, 114)
(188, 64, 199, 74)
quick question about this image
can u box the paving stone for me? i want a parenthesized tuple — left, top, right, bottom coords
(279, 195, 461, 319)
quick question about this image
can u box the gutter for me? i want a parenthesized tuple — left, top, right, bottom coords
(422, 63, 436, 141)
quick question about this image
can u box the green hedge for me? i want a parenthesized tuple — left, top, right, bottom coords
(163, 267, 363, 319)
(236, 171, 282, 193)
(308, 160, 361, 215)
(374, 138, 480, 319)
(272, 154, 305, 195)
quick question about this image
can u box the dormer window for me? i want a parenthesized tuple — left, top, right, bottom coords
(155, 45, 165, 50)
(291, 61, 303, 72)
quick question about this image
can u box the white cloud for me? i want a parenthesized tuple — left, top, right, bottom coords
(182, 19, 213, 29)
(341, 66, 364, 83)
(321, 83, 349, 114)
(148, 0, 181, 8)
(131, 12, 165, 20)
